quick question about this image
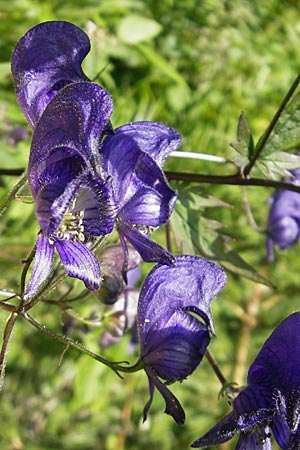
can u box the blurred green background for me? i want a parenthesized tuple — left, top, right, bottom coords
(1, 1, 300, 449)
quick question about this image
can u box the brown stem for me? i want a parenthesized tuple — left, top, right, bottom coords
(166, 171, 300, 193)
(205, 349, 227, 386)
(243, 73, 300, 176)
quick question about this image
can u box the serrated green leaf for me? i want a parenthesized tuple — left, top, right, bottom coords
(117, 15, 162, 44)
(230, 112, 254, 162)
(256, 151, 300, 179)
(259, 91, 300, 157)
(196, 221, 274, 287)
(171, 191, 274, 287)
(170, 206, 195, 254)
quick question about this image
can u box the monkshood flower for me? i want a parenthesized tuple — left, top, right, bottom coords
(266, 169, 300, 262)
(11, 21, 90, 128)
(24, 81, 116, 299)
(101, 121, 180, 266)
(137, 255, 227, 425)
(192, 312, 300, 449)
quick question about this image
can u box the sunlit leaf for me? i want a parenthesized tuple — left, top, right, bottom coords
(256, 151, 300, 179)
(230, 111, 254, 162)
(117, 15, 162, 44)
(259, 91, 300, 157)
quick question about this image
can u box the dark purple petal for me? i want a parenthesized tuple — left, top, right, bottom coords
(119, 185, 176, 227)
(24, 235, 54, 300)
(108, 121, 182, 167)
(191, 412, 238, 447)
(247, 312, 300, 390)
(144, 366, 185, 425)
(142, 309, 210, 381)
(11, 21, 90, 127)
(138, 255, 226, 347)
(55, 239, 101, 290)
(30, 146, 84, 198)
(101, 133, 177, 225)
(29, 82, 113, 177)
(118, 222, 175, 264)
(272, 407, 291, 448)
(235, 428, 273, 450)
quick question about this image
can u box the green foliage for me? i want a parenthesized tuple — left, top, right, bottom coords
(1, 1, 300, 449)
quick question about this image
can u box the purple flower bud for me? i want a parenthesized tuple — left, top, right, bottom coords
(266, 170, 300, 262)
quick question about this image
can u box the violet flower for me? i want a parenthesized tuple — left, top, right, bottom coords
(192, 312, 300, 449)
(137, 255, 227, 425)
(101, 121, 180, 265)
(24, 81, 116, 299)
(266, 169, 300, 262)
(11, 21, 90, 128)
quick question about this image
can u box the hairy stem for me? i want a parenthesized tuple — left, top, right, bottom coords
(21, 311, 144, 375)
(0, 170, 27, 214)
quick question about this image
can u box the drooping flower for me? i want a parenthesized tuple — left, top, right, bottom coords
(266, 169, 300, 262)
(137, 255, 227, 425)
(11, 21, 90, 128)
(192, 312, 300, 449)
(101, 121, 181, 265)
(24, 81, 116, 299)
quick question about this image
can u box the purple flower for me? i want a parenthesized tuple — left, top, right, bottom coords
(25, 79, 180, 298)
(192, 312, 300, 449)
(137, 255, 227, 425)
(24, 82, 116, 299)
(267, 170, 300, 262)
(102, 121, 180, 265)
(11, 21, 90, 128)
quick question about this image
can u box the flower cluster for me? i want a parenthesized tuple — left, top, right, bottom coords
(266, 169, 300, 262)
(12, 20, 228, 424)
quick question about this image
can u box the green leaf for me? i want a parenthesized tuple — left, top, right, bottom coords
(256, 151, 300, 179)
(230, 112, 254, 164)
(117, 15, 162, 44)
(171, 188, 274, 287)
(259, 91, 300, 157)
(197, 225, 274, 287)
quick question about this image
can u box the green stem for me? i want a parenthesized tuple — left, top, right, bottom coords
(0, 312, 18, 387)
(0, 170, 28, 214)
(205, 349, 227, 386)
(21, 311, 144, 375)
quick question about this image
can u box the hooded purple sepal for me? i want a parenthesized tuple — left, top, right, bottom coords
(11, 21, 90, 127)
(192, 312, 300, 449)
(28, 82, 116, 238)
(24, 235, 54, 300)
(138, 255, 226, 424)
